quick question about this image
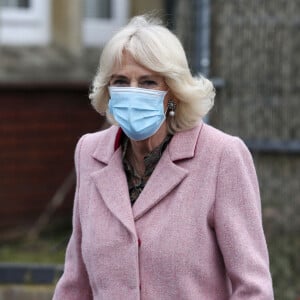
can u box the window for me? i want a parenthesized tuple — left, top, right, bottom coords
(83, 0, 129, 46)
(85, 0, 111, 19)
(0, 0, 51, 45)
(1, 0, 30, 8)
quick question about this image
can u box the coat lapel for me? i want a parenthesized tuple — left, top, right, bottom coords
(90, 123, 203, 228)
(91, 127, 137, 237)
(132, 151, 188, 220)
(133, 123, 203, 220)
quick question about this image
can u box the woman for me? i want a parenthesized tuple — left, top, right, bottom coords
(53, 15, 274, 299)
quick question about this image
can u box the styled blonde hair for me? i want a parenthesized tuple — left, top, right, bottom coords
(89, 14, 215, 133)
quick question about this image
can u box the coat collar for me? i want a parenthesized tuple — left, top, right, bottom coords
(90, 122, 203, 234)
(92, 122, 203, 164)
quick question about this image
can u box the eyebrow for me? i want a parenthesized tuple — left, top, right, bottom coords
(110, 75, 128, 81)
(139, 75, 160, 80)
(110, 74, 161, 81)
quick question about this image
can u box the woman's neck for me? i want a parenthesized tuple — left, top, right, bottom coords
(127, 123, 168, 175)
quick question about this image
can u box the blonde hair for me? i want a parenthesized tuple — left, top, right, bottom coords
(89, 14, 215, 133)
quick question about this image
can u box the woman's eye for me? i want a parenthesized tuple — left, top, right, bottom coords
(141, 80, 157, 87)
(111, 79, 128, 86)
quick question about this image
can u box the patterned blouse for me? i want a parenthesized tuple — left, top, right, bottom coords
(121, 134, 172, 205)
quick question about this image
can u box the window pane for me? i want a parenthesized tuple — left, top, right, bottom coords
(0, 0, 30, 8)
(85, 0, 111, 19)
(19, 0, 30, 7)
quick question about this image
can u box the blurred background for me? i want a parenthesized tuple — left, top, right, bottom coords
(0, 0, 299, 299)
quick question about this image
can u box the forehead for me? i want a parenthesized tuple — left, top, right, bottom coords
(120, 51, 139, 67)
(112, 51, 155, 76)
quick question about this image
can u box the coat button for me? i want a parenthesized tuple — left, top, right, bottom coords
(138, 238, 141, 247)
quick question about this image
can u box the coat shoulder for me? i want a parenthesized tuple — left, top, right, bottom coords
(200, 124, 251, 160)
(76, 126, 118, 154)
(202, 123, 239, 145)
(73, 126, 119, 166)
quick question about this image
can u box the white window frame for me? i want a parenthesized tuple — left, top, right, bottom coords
(83, 0, 129, 46)
(0, 0, 51, 45)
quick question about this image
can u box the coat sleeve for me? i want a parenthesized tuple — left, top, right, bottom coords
(53, 135, 93, 300)
(214, 137, 274, 299)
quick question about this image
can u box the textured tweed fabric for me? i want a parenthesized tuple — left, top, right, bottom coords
(53, 122, 274, 299)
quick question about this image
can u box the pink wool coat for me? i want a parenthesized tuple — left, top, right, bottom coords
(53, 122, 274, 300)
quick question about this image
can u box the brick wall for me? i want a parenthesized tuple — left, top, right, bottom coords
(0, 83, 105, 234)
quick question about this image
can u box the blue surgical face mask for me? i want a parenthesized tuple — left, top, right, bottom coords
(108, 86, 167, 141)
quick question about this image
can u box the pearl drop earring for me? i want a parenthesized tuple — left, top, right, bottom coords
(167, 99, 176, 117)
